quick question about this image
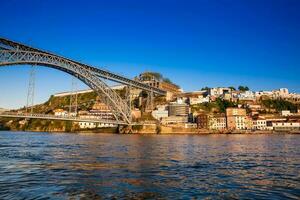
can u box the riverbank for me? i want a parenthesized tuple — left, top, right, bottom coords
(1, 123, 300, 135)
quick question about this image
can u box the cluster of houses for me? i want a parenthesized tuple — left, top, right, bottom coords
(149, 86, 300, 132)
(53, 102, 116, 129)
(195, 108, 300, 132)
(50, 72, 300, 132)
(150, 100, 300, 132)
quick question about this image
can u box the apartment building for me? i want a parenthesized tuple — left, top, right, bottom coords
(208, 114, 226, 130)
(226, 108, 247, 130)
(252, 118, 267, 130)
(272, 122, 300, 131)
(196, 113, 226, 130)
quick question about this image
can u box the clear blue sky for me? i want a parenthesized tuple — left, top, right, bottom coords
(0, 0, 299, 109)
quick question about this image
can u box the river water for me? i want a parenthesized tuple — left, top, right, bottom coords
(0, 131, 299, 199)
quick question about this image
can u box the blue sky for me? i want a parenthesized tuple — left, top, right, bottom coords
(0, 0, 300, 108)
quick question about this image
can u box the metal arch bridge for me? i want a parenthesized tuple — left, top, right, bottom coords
(0, 37, 166, 125)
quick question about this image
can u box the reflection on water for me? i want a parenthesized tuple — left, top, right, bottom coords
(0, 132, 299, 199)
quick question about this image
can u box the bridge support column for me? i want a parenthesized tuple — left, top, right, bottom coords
(125, 85, 132, 123)
(146, 89, 154, 112)
(69, 77, 78, 116)
(26, 65, 35, 115)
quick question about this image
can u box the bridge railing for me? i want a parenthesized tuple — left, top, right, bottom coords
(0, 112, 127, 124)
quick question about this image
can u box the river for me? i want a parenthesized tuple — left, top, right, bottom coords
(0, 131, 299, 199)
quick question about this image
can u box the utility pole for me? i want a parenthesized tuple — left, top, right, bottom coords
(26, 65, 35, 115)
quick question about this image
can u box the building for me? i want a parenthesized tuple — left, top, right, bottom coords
(175, 91, 209, 105)
(168, 101, 190, 116)
(281, 110, 292, 116)
(184, 123, 198, 128)
(78, 122, 116, 129)
(252, 118, 267, 130)
(223, 93, 232, 101)
(137, 72, 181, 100)
(208, 114, 226, 130)
(226, 108, 247, 130)
(237, 91, 256, 101)
(265, 117, 287, 130)
(189, 96, 210, 105)
(209, 87, 232, 97)
(53, 85, 126, 97)
(272, 122, 300, 132)
(88, 102, 114, 120)
(161, 116, 188, 125)
(248, 104, 262, 111)
(255, 91, 273, 99)
(196, 113, 226, 130)
(54, 89, 93, 97)
(152, 105, 169, 120)
(141, 79, 180, 95)
(272, 88, 289, 98)
(196, 114, 209, 129)
(53, 109, 68, 117)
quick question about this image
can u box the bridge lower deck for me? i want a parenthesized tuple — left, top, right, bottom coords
(0, 113, 128, 125)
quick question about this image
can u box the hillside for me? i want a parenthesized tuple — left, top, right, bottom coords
(18, 88, 129, 114)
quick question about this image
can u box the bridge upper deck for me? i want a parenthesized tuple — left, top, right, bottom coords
(0, 38, 166, 95)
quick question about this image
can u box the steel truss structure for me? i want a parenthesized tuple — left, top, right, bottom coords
(0, 38, 166, 95)
(0, 37, 167, 124)
(0, 50, 131, 124)
(0, 112, 128, 125)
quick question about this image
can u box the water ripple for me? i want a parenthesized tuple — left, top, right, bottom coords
(0, 132, 299, 199)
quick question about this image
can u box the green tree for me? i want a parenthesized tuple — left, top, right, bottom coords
(238, 86, 249, 91)
(216, 98, 237, 113)
(261, 99, 298, 113)
(201, 86, 210, 91)
(229, 86, 236, 91)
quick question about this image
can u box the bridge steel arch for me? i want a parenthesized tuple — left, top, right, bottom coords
(0, 50, 131, 124)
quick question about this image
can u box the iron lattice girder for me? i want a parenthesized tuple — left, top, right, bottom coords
(0, 50, 131, 124)
(0, 38, 166, 95)
(0, 112, 128, 125)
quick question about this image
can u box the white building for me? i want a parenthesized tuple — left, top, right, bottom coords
(78, 122, 116, 129)
(272, 88, 289, 98)
(208, 115, 227, 130)
(236, 116, 246, 130)
(281, 110, 292, 117)
(54, 85, 125, 97)
(238, 91, 255, 100)
(189, 96, 210, 105)
(184, 123, 197, 128)
(253, 119, 267, 130)
(54, 109, 68, 117)
(54, 89, 93, 97)
(272, 122, 300, 131)
(175, 90, 210, 105)
(209, 87, 232, 97)
(255, 91, 273, 97)
(152, 105, 169, 120)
